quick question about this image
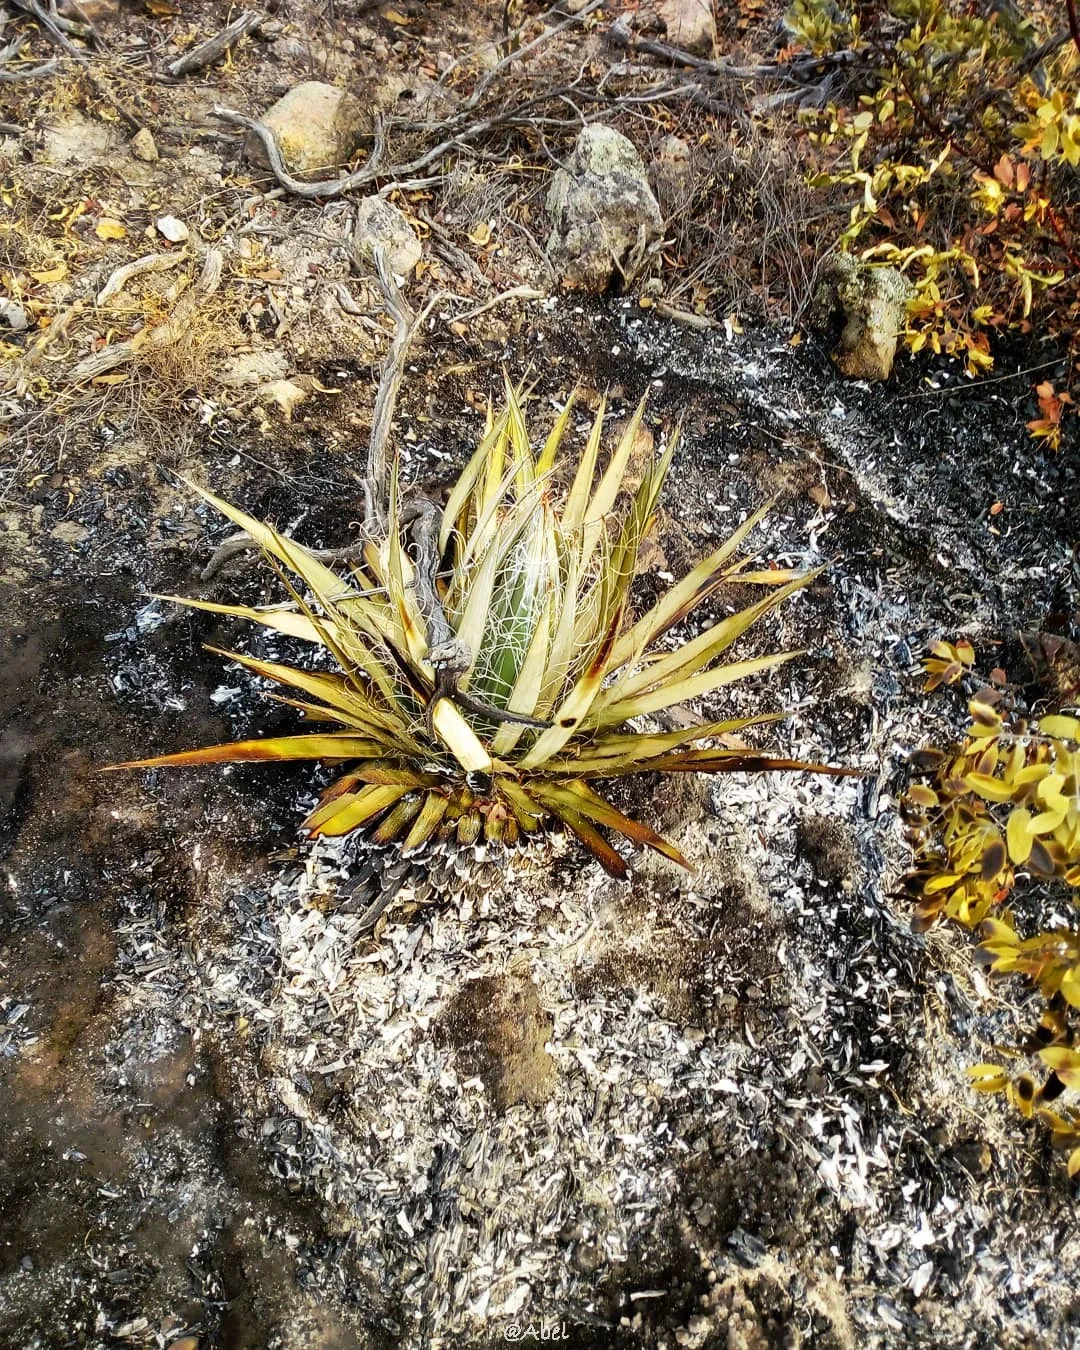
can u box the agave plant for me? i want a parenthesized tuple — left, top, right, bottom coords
(113, 385, 844, 885)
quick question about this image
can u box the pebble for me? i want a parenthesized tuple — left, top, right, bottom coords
(130, 127, 159, 162)
(156, 215, 189, 243)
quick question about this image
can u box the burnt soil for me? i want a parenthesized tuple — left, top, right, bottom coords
(1, 3, 1079, 1350)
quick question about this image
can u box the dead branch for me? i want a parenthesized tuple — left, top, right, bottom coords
(10, 0, 84, 56)
(96, 251, 188, 306)
(607, 15, 859, 87)
(365, 245, 413, 535)
(164, 10, 265, 78)
(447, 285, 546, 325)
(462, 0, 605, 113)
(0, 58, 57, 79)
(208, 0, 604, 201)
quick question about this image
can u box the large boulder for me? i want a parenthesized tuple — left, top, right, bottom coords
(545, 125, 664, 293)
(246, 82, 369, 178)
(809, 253, 911, 382)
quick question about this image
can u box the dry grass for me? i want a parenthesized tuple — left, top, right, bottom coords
(647, 111, 829, 323)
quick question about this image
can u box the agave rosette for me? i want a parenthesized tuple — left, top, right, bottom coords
(113, 385, 843, 877)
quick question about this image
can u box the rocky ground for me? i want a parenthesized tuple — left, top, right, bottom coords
(1, 2, 1079, 1349)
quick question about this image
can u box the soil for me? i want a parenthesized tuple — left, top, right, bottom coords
(1, 3, 1079, 1350)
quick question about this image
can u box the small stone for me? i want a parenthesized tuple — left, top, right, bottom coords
(258, 379, 308, 419)
(156, 215, 189, 243)
(352, 197, 422, 277)
(129, 127, 158, 162)
(50, 521, 90, 546)
(246, 81, 369, 177)
(0, 298, 29, 332)
(657, 0, 716, 56)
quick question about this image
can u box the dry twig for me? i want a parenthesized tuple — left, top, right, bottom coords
(96, 251, 189, 306)
(165, 10, 265, 78)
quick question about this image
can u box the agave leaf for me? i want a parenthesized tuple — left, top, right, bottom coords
(538, 791, 628, 879)
(439, 407, 509, 564)
(265, 694, 369, 727)
(534, 546, 581, 720)
(541, 713, 788, 774)
(579, 394, 646, 573)
(617, 749, 860, 777)
(535, 387, 578, 478)
(455, 484, 545, 682)
(431, 698, 493, 773)
(590, 649, 802, 727)
(182, 476, 355, 608)
(504, 375, 534, 495)
(262, 552, 400, 710)
(401, 790, 450, 853)
(519, 603, 624, 768)
(153, 594, 332, 647)
(371, 793, 424, 845)
(478, 502, 556, 712)
(601, 569, 820, 706)
(609, 499, 774, 669)
(204, 645, 425, 754)
(491, 592, 554, 756)
(480, 400, 510, 519)
(304, 782, 413, 836)
(737, 569, 808, 584)
(563, 397, 606, 536)
(385, 467, 431, 670)
(106, 733, 388, 770)
(495, 776, 548, 831)
(534, 779, 690, 869)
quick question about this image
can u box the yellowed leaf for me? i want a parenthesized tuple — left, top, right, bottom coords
(382, 7, 412, 21)
(31, 263, 68, 284)
(95, 219, 127, 241)
(468, 220, 492, 247)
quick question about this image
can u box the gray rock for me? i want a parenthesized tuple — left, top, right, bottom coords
(129, 127, 159, 163)
(246, 82, 369, 178)
(545, 124, 663, 292)
(809, 252, 911, 382)
(657, 0, 716, 56)
(0, 298, 29, 332)
(352, 197, 422, 277)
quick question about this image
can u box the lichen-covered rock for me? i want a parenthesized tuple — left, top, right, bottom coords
(245, 82, 368, 177)
(810, 252, 911, 382)
(545, 124, 663, 292)
(352, 196, 422, 277)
